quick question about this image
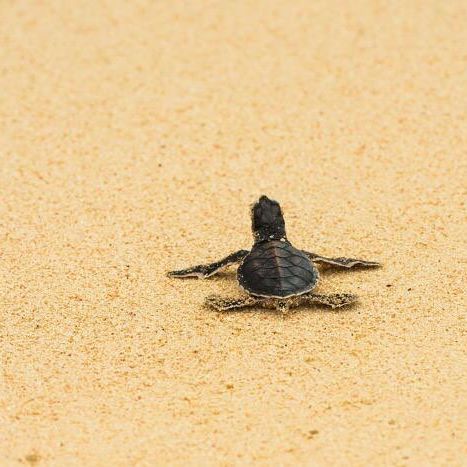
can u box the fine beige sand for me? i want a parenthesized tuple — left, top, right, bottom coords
(1, 1, 466, 465)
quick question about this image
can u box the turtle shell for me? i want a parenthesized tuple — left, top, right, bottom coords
(237, 240, 318, 298)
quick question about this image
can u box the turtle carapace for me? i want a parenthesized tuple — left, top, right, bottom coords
(168, 195, 380, 313)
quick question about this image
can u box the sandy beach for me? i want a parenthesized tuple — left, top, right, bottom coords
(1, 1, 466, 465)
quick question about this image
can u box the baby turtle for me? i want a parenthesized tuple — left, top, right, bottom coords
(168, 195, 380, 312)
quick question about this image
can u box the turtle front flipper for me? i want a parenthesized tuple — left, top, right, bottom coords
(303, 251, 381, 269)
(297, 292, 358, 309)
(205, 294, 261, 311)
(167, 249, 249, 278)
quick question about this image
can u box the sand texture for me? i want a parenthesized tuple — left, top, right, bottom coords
(1, 1, 466, 465)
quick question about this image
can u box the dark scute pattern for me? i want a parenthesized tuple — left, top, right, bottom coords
(238, 241, 318, 297)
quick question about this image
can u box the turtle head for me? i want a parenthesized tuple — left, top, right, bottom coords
(251, 195, 286, 243)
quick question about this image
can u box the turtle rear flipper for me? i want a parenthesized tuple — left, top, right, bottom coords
(304, 251, 381, 269)
(296, 292, 357, 308)
(205, 294, 260, 311)
(167, 249, 249, 278)
(205, 296, 292, 313)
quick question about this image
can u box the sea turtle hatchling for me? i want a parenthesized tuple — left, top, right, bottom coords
(168, 196, 380, 312)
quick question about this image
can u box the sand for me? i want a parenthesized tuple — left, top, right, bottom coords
(0, 1, 466, 465)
